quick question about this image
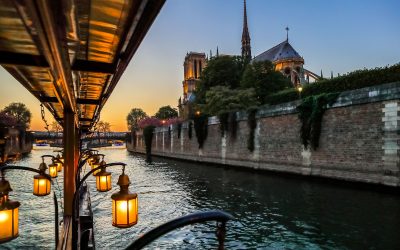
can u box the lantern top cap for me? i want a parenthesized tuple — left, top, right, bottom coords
(0, 199, 20, 210)
(39, 162, 47, 172)
(34, 173, 49, 180)
(117, 173, 130, 186)
(94, 167, 111, 176)
(0, 178, 12, 194)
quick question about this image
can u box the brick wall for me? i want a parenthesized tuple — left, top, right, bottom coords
(128, 82, 400, 187)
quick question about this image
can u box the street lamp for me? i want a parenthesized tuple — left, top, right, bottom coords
(72, 162, 134, 249)
(0, 176, 20, 243)
(33, 161, 51, 196)
(297, 86, 303, 99)
(48, 163, 58, 178)
(95, 167, 112, 192)
(111, 169, 138, 228)
(0, 165, 58, 247)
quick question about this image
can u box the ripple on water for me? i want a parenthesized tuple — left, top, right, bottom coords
(2, 148, 400, 249)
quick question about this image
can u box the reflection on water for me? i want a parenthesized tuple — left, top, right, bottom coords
(2, 148, 400, 249)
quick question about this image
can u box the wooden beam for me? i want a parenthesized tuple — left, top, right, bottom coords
(77, 98, 101, 105)
(72, 60, 116, 74)
(39, 96, 59, 103)
(0, 51, 49, 67)
(79, 118, 92, 122)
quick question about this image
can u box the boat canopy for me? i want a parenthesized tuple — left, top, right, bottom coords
(0, 0, 165, 132)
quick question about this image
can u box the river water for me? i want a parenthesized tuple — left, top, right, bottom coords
(1, 147, 400, 249)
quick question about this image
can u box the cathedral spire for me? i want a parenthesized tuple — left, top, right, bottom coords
(241, 0, 251, 61)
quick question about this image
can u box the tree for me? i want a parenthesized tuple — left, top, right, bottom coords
(127, 108, 148, 131)
(2, 102, 32, 128)
(50, 121, 63, 132)
(204, 86, 259, 115)
(154, 105, 178, 120)
(96, 121, 111, 133)
(0, 112, 17, 127)
(241, 60, 292, 104)
(195, 55, 245, 105)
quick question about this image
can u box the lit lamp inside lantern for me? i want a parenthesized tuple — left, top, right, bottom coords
(111, 171, 138, 228)
(48, 163, 58, 178)
(0, 177, 20, 243)
(95, 167, 111, 192)
(56, 153, 64, 164)
(93, 157, 105, 176)
(33, 175, 51, 196)
(33, 161, 51, 196)
(55, 160, 63, 172)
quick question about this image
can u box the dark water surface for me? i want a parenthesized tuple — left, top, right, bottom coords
(1, 147, 400, 249)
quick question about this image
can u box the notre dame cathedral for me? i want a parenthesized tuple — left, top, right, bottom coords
(178, 0, 320, 119)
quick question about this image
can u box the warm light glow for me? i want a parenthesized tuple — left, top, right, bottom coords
(48, 164, 58, 178)
(0, 206, 19, 243)
(119, 200, 128, 211)
(56, 162, 62, 172)
(112, 195, 138, 228)
(33, 175, 51, 196)
(297, 86, 303, 92)
(95, 172, 112, 192)
(0, 211, 8, 222)
(195, 111, 201, 116)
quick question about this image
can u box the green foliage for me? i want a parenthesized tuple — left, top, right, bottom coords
(203, 86, 259, 115)
(297, 93, 339, 150)
(143, 126, 155, 162)
(2, 102, 31, 128)
(241, 60, 292, 104)
(193, 115, 208, 149)
(247, 108, 257, 152)
(268, 63, 400, 105)
(188, 121, 193, 139)
(155, 105, 178, 120)
(195, 55, 245, 104)
(127, 108, 147, 131)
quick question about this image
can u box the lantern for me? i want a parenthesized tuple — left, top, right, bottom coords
(56, 153, 64, 164)
(0, 178, 20, 243)
(48, 163, 58, 178)
(55, 160, 63, 172)
(93, 158, 105, 176)
(111, 173, 138, 228)
(33, 174, 51, 196)
(95, 168, 112, 192)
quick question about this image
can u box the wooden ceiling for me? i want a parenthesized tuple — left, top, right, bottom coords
(0, 0, 165, 131)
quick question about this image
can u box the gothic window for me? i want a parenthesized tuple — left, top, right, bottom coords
(194, 60, 197, 79)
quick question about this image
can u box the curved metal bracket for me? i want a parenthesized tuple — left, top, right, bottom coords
(0, 165, 58, 248)
(125, 210, 234, 250)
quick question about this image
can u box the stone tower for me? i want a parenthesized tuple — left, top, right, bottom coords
(179, 52, 207, 118)
(241, 0, 251, 61)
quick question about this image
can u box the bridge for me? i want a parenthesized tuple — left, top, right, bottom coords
(31, 131, 128, 140)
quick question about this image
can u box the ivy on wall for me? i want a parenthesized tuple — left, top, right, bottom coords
(193, 115, 208, 149)
(247, 108, 257, 152)
(188, 121, 193, 139)
(177, 123, 182, 139)
(143, 125, 155, 162)
(297, 93, 339, 150)
(218, 112, 238, 138)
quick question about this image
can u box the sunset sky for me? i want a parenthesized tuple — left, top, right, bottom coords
(0, 0, 399, 131)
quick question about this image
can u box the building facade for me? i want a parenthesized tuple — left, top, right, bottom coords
(178, 52, 207, 118)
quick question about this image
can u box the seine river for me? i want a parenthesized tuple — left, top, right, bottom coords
(1, 147, 400, 249)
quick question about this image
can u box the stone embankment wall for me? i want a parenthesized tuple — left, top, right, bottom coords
(0, 127, 33, 163)
(127, 82, 400, 187)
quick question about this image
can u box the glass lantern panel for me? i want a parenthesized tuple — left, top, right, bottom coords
(0, 208, 18, 241)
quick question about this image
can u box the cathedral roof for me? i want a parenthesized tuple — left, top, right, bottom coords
(253, 40, 303, 63)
